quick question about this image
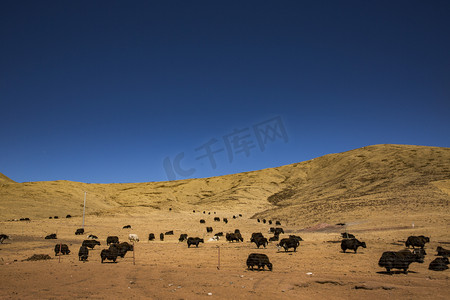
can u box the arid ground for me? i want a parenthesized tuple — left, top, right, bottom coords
(0, 144, 449, 299)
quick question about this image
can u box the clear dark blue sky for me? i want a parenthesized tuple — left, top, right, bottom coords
(1, 1, 449, 183)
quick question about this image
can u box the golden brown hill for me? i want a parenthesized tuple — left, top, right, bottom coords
(0, 144, 449, 225)
(0, 172, 16, 184)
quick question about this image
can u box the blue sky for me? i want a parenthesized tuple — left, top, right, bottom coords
(1, 1, 449, 183)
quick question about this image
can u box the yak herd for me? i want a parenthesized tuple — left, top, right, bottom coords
(1, 212, 449, 274)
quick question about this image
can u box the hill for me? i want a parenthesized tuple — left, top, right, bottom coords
(0, 172, 16, 184)
(0, 144, 449, 224)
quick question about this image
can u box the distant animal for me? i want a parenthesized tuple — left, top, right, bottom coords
(200, 219, 206, 224)
(45, 233, 57, 239)
(169, 208, 172, 211)
(233, 216, 236, 219)
(239, 214, 242, 217)
(252, 237, 268, 249)
(187, 237, 204, 248)
(106, 236, 119, 245)
(274, 228, 284, 235)
(208, 236, 220, 241)
(75, 228, 84, 235)
(341, 232, 355, 239)
(49, 217, 52, 219)
(246, 253, 272, 271)
(269, 235, 279, 242)
(214, 217, 220, 222)
(223, 218, 228, 224)
(111, 242, 134, 258)
(405, 235, 430, 249)
(128, 234, 139, 242)
(234, 229, 240, 234)
(148, 233, 155, 241)
(160, 233, 164, 241)
(87, 234, 98, 239)
(179, 234, 188, 242)
(208, 212, 210, 215)
(262, 219, 266, 224)
(206, 227, 213, 233)
(250, 233, 264, 243)
(215, 232, 224, 237)
(78, 245, 89, 261)
(257, 219, 260, 223)
(429, 257, 449, 271)
(0, 234, 10, 244)
(436, 246, 450, 257)
(289, 235, 303, 242)
(277, 238, 300, 252)
(193, 210, 196, 213)
(336, 223, 345, 226)
(66, 214, 72, 218)
(122, 225, 131, 229)
(54, 216, 59, 219)
(101, 247, 119, 263)
(54, 244, 70, 256)
(341, 238, 366, 253)
(165, 230, 174, 235)
(378, 249, 425, 273)
(268, 220, 272, 225)
(226, 232, 243, 242)
(82, 239, 101, 249)
(275, 221, 281, 225)
(269, 227, 275, 233)
(203, 211, 206, 214)
(20, 217, 30, 221)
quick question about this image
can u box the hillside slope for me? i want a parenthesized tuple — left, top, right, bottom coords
(1, 144, 449, 224)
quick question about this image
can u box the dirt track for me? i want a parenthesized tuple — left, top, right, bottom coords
(0, 210, 449, 299)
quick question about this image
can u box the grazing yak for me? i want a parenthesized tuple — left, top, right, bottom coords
(165, 231, 174, 235)
(214, 217, 220, 222)
(82, 240, 101, 249)
(250, 233, 264, 243)
(101, 247, 119, 263)
(289, 235, 303, 242)
(200, 219, 206, 224)
(88, 234, 98, 239)
(0, 234, 9, 244)
(75, 228, 84, 235)
(45, 233, 57, 239)
(226, 232, 243, 242)
(341, 232, 355, 239)
(252, 237, 268, 249)
(233, 216, 236, 219)
(262, 219, 266, 224)
(66, 214, 72, 218)
(436, 246, 450, 257)
(179, 234, 188, 242)
(206, 227, 213, 233)
(234, 229, 240, 234)
(257, 219, 260, 223)
(275, 221, 281, 225)
(78, 245, 89, 261)
(160, 233, 164, 241)
(341, 238, 366, 253)
(405, 235, 430, 249)
(112, 242, 134, 258)
(269, 235, 279, 242)
(148, 233, 155, 241)
(215, 232, 224, 237)
(274, 228, 284, 235)
(268, 220, 272, 225)
(54, 244, 70, 256)
(277, 238, 300, 252)
(106, 236, 119, 245)
(246, 253, 272, 271)
(54, 216, 59, 219)
(378, 249, 425, 273)
(223, 218, 228, 224)
(122, 225, 131, 229)
(187, 237, 204, 248)
(128, 234, 139, 242)
(429, 257, 449, 271)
